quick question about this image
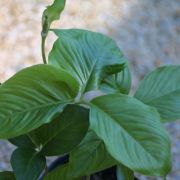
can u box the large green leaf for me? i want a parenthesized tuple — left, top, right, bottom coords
(48, 29, 126, 93)
(42, 0, 66, 36)
(116, 165, 134, 180)
(11, 148, 46, 180)
(100, 62, 131, 94)
(135, 65, 180, 122)
(0, 64, 79, 139)
(29, 105, 89, 156)
(90, 94, 171, 176)
(45, 131, 115, 180)
(0, 171, 16, 180)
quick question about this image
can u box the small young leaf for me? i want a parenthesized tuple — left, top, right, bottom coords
(11, 148, 46, 180)
(42, 0, 66, 36)
(117, 164, 134, 180)
(29, 105, 89, 156)
(90, 94, 171, 176)
(100, 62, 131, 94)
(49, 29, 126, 93)
(45, 131, 115, 179)
(0, 64, 79, 139)
(135, 65, 180, 122)
(0, 171, 16, 180)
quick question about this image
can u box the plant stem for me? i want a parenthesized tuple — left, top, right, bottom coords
(86, 176, 91, 180)
(41, 35, 47, 64)
(44, 164, 48, 176)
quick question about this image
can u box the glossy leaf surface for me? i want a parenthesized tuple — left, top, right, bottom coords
(90, 94, 171, 176)
(49, 29, 126, 92)
(11, 148, 46, 180)
(135, 65, 180, 122)
(0, 64, 79, 139)
(30, 105, 89, 156)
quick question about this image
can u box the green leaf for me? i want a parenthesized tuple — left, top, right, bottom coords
(68, 131, 115, 176)
(45, 163, 82, 180)
(100, 62, 131, 94)
(90, 94, 171, 176)
(49, 29, 126, 93)
(0, 171, 16, 180)
(11, 147, 46, 180)
(116, 164, 134, 180)
(42, 0, 66, 36)
(45, 131, 115, 180)
(9, 135, 35, 148)
(44, 164, 82, 180)
(0, 64, 79, 139)
(135, 65, 180, 122)
(45, 164, 68, 180)
(29, 105, 89, 156)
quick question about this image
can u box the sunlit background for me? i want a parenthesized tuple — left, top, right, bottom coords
(0, 0, 179, 179)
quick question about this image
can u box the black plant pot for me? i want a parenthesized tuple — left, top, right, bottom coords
(40, 155, 140, 180)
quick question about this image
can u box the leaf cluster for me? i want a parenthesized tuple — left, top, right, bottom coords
(0, 0, 179, 180)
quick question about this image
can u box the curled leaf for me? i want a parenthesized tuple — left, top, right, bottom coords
(42, 0, 66, 37)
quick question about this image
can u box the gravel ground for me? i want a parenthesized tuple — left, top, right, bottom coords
(0, 0, 179, 179)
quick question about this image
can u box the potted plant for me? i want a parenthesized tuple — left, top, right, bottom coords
(0, 0, 179, 179)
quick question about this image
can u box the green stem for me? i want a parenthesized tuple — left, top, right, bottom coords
(41, 35, 47, 64)
(86, 176, 91, 180)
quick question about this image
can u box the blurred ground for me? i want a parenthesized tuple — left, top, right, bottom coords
(0, 0, 179, 179)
